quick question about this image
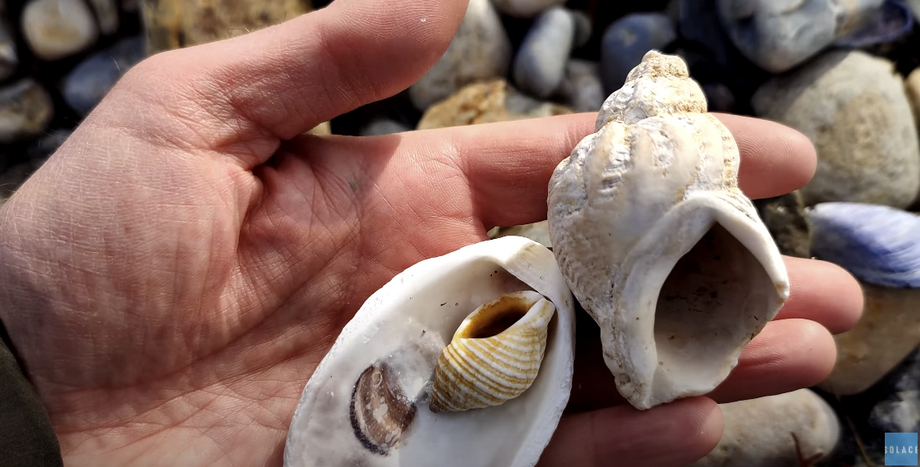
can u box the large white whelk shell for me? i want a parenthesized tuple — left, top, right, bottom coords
(284, 236, 575, 467)
(547, 50, 789, 410)
(429, 290, 555, 412)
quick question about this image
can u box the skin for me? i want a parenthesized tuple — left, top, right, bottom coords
(0, 0, 863, 466)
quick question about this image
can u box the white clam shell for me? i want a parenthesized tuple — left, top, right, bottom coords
(284, 236, 575, 467)
(547, 51, 789, 410)
(429, 290, 555, 412)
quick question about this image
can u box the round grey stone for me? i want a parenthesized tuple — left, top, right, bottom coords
(553, 59, 605, 112)
(409, 0, 511, 110)
(715, 0, 884, 73)
(512, 7, 574, 99)
(62, 36, 145, 115)
(600, 13, 676, 94)
(753, 50, 920, 208)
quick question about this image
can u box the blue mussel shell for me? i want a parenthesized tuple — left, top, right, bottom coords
(808, 202, 920, 288)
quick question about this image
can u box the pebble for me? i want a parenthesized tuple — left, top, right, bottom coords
(553, 59, 605, 112)
(600, 13, 676, 94)
(143, 0, 312, 52)
(818, 283, 920, 395)
(512, 7, 575, 99)
(490, 0, 566, 18)
(869, 349, 920, 433)
(360, 119, 410, 137)
(715, 0, 884, 73)
(690, 389, 839, 467)
(409, 0, 511, 110)
(22, 0, 99, 61)
(907, 0, 920, 20)
(62, 36, 145, 115)
(570, 10, 592, 49)
(835, 0, 914, 48)
(88, 0, 119, 35)
(752, 50, 920, 208)
(416, 79, 571, 130)
(0, 79, 54, 143)
(0, 22, 17, 81)
(753, 191, 812, 258)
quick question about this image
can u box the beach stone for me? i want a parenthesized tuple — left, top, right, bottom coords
(818, 283, 920, 396)
(553, 59, 605, 113)
(869, 348, 920, 433)
(22, 0, 99, 60)
(754, 191, 812, 258)
(600, 13, 676, 94)
(409, 0, 511, 110)
(752, 50, 920, 208)
(360, 119, 410, 136)
(0, 79, 54, 143)
(0, 22, 17, 81)
(691, 389, 839, 467)
(62, 36, 145, 115)
(715, 0, 883, 73)
(142, 0, 312, 52)
(571, 10, 592, 49)
(906, 0, 920, 20)
(88, 0, 119, 35)
(513, 7, 574, 99)
(417, 79, 571, 130)
(834, 0, 914, 49)
(490, 0, 566, 18)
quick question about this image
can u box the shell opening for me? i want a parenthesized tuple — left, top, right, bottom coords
(652, 223, 775, 391)
(429, 291, 556, 413)
(457, 294, 535, 339)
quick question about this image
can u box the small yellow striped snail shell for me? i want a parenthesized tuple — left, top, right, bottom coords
(429, 290, 555, 412)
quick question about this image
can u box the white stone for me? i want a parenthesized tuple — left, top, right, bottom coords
(691, 389, 840, 467)
(22, 0, 99, 60)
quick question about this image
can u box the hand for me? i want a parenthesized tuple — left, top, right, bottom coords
(0, 0, 862, 465)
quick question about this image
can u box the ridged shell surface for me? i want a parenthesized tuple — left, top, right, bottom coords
(548, 51, 789, 409)
(430, 291, 555, 412)
(284, 237, 575, 467)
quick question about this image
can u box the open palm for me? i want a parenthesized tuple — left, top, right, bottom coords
(0, 0, 862, 466)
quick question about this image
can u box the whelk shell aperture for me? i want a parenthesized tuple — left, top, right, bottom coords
(430, 290, 556, 412)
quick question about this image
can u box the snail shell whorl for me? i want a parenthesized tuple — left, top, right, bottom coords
(429, 290, 555, 413)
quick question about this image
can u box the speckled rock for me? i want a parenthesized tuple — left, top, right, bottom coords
(62, 36, 145, 115)
(690, 390, 839, 467)
(512, 7, 574, 99)
(0, 79, 54, 143)
(417, 79, 571, 130)
(360, 118, 410, 136)
(142, 0, 312, 52)
(488, 221, 551, 247)
(869, 348, 920, 433)
(553, 59, 605, 112)
(600, 13, 676, 93)
(818, 283, 920, 396)
(409, 0, 511, 110)
(490, 0, 566, 18)
(22, 0, 99, 60)
(754, 191, 811, 258)
(88, 0, 119, 35)
(752, 50, 920, 208)
(716, 0, 883, 73)
(0, 22, 17, 81)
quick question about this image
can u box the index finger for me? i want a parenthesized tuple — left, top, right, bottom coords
(408, 112, 816, 228)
